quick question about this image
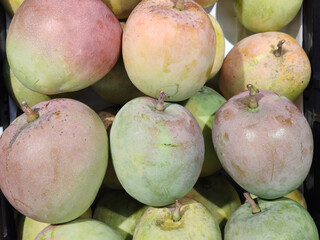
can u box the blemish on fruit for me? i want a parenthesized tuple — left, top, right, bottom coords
(222, 109, 235, 120)
(275, 115, 292, 126)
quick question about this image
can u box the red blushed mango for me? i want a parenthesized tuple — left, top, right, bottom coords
(0, 99, 108, 224)
(122, 0, 215, 102)
(219, 32, 311, 101)
(212, 87, 313, 200)
(6, 0, 122, 95)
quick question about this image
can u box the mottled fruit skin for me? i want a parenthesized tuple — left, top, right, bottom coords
(224, 198, 319, 240)
(17, 215, 49, 240)
(0, 98, 108, 223)
(6, 0, 122, 95)
(133, 197, 222, 240)
(212, 89, 313, 199)
(185, 173, 241, 230)
(93, 189, 147, 239)
(219, 32, 311, 101)
(233, 0, 303, 32)
(182, 86, 226, 177)
(110, 96, 204, 206)
(0, 0, 24, 16)
(208, 14, 225, 81)
(34, 218, 123, 240)
(92, 56, 144, 106)
(122, 0, 215, 101)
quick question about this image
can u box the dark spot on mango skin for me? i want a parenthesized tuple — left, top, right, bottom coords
(222, 109, 235, 121)
(224, 133, 229, 141)
(275, 115, 292, 126)
(230, 161, 246, 178)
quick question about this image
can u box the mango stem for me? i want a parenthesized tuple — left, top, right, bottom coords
(21, 101, 39, 123)
(174, 0, 185, 10)
(273, 39, 286, 57)
(243, 192, 261, 214)
(246, 84, 259, 111)
(172, 200, 182, 222)
(156, 91, 168, 111)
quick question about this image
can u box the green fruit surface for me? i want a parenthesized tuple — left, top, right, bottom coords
(186, 173, 241, 230)
(233, 0, 303, 32)
(110, 96, 204, 206)
(225, 198, 319, 240)
(133, 198, 222, 240)
(182, 86, 226, 177)
(34, 218, 123, 240)
(93, 189, 147, 239)
(91, 56, 144, 106)
(17, 216, 49, 240)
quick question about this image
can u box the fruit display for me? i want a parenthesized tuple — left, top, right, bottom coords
(0, 0, 319, 239)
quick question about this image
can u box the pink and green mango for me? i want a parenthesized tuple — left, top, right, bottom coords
(6, 0, 122, 95)
(212, 89, 313, 199)
(122, 0, 216, 102)
(0, 98, 108, 224)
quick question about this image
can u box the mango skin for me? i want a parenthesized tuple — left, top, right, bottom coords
(185, 173, 241, 230)
(122, 0, 215, 102)
(212, 89, 313, 199)
(101, 0, 141, 19)
(182, 86, 226, 177)
(34, 218, 123, 240)
(92, 56, 144, 106)
(110, 96, 204, 206)
(6, 0, 122, 95)
(224, 198, 319, 240)
(133, 197, 222, 240)
(17, 208, 93, 240)
(219, 32, 311, 101)
(208, 14, 225, 81)
(0, 98, 109, 224)
(3, 60, 75, 108)
(233, 0, 303, 32)
(93, 189, 147, 239)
